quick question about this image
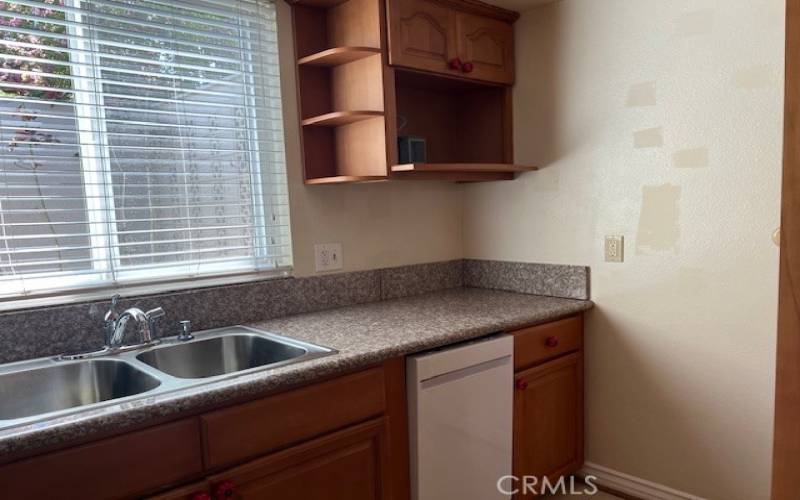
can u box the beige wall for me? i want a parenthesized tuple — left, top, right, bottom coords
(464, 1, 784, 498)
(275, 1, 464, 277)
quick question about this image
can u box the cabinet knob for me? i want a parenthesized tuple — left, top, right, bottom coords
(545, 336, 559, 347)
(515, 378, 528, 391)
(191, 493, 211, 500)
(461, 61, 474, 73)
(448, 57, 463, 71)
(214, 480, 235, 500)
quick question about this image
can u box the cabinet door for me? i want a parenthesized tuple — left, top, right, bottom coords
(207, 418, 390, 500)
(387, 0, 458, 76)
(456, 12, 514, 84)
(0, 419, 203, 500)
(513, 352, 583, 496)
(147, 481, 212, 500)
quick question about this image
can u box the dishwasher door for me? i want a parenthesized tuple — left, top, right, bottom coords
(407, 334, 513, 500)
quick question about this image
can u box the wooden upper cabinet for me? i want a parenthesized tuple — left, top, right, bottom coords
(455, 12, 514, 84)
(388, 0, 457, 75)
(387, 0, 516, 85)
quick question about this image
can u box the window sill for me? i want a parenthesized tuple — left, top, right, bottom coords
(0, 268, 293, 313)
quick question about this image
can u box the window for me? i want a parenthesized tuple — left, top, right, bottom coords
(0, 0, 291, 302)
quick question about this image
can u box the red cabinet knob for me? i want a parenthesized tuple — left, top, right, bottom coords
(191, 493, 211, 500)
(461, 61, 474, 73)
(214, 480, 235, 500)
(545, 336, 559, 347)
(515, 378, 528, 391)
(448, 57, 463, 71)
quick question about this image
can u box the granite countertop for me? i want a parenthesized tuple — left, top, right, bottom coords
(0, 287, 592, 459)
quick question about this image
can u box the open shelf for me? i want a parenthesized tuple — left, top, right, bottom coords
(391, 163, 538, 173)
(298, 47, 382, 67)
(302, 111, 384, 127)
(392, 69, 515, 180)
(291, 0, 526, 184)
(391, 171, 516, 182)
(305, 175, 388, 184)
(292, 0, 387, 184)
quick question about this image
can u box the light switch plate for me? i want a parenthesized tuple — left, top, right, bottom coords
(314, 243, 343, 272)
(605, 235, 624, 263)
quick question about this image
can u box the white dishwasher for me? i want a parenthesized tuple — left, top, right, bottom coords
(407, 334, 513, 500)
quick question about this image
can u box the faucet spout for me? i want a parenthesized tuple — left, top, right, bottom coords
(109, 308, 147, 347)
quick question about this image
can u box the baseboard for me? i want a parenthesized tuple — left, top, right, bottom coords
(579, 462, 707, 500)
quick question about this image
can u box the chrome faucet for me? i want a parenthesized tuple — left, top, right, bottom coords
(103, 294, 165, 349)
(58, 296, 165, 361)
(108, 307, 165, 348)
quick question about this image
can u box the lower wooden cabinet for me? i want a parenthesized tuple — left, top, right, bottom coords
(155, 419, 389, 500)
(511, 315, 585, 497)
(514, 353, 584, 487)
(149, 481, 212, 500)
(210, 419, 389, 500)
(0, 419, 203, 500)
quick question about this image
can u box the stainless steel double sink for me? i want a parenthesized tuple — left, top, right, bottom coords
(0, 326, 335, 429)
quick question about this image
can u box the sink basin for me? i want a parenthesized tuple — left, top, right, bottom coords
(136, 333, 320, 379)
(0, 326, 334, 429)
(0, 359, 160, 420)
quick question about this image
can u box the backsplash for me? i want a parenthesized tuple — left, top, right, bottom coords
(463, 259, 590, 300)
(0, 259, 589, 363)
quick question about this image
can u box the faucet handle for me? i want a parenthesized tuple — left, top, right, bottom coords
(178, 320, 194, 341)
(104, 294, 121, 322)
(143, 307, 165, 341)
(102, 294, 121, 346)
(145, 307, 165, 320)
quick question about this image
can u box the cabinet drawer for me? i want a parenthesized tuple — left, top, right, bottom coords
(147, 481, 212, 500)
(202, 366, 386, 469)
(511, 315, 583, 371)
(0, 419, 203, 500)
(206, 418, 389, 500)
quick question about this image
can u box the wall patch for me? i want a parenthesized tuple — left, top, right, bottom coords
(636, 184, 681, 254)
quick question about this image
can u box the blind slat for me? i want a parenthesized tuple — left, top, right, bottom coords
(2, 21, 275, 56)
(2, 1, 275, 40)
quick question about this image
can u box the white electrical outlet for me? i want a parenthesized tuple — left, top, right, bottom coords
(314, 243, 343, 272)
(605, 235, 624, 263)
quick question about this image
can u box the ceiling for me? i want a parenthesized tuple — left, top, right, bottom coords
(481, 0, 555, 13)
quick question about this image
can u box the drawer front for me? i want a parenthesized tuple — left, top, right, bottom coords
(202, 366, 386, 469)
(206, 418, 389, 500)
(147, 481, 212, 500)
(0, 419, 203, 500)
(512, 315, 583, 371)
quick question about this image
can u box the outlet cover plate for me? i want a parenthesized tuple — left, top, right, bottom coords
(605, 235, 624, 263)
(315, 243, 343, 272)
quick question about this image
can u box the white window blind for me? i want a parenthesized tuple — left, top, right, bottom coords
(0, 0, 291, 301)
